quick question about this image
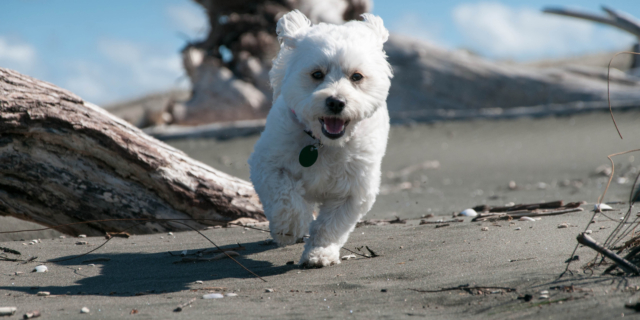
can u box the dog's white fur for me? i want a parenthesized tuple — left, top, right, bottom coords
(248, 10, 392, 267)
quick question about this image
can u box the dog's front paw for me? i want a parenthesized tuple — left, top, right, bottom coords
(299, 244, 341, 268)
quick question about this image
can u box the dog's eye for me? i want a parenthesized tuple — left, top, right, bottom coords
(311, 71, 324, 80)
(350, 73, 363, 82)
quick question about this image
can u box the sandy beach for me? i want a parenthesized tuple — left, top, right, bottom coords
(2, 110, 640, 319)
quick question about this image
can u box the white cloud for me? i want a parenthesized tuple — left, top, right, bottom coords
(0, 37, 36, 71)
(166, 4, 208, 38)
(387, 13, 449, 47)
(64, 61, 108, 103)
(97, 38, 183, 86)
(60, 39, 185, 105)
(452, 2, 636, 61)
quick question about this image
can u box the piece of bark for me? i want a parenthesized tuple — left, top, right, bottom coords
(0, 68, 265, 236)
(472, 200, 581, 213)
(471, 208, 584, 222)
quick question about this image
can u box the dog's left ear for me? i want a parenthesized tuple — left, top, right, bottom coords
(360, 14, 389, 45)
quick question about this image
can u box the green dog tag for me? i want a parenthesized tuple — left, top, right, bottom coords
(299, 145, 318, 167)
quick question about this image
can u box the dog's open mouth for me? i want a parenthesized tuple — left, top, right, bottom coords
(319, 117, 350, 140)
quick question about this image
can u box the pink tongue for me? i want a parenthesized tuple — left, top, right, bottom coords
(324, 118, 345, 134)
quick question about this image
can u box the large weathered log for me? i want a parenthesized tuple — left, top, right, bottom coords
(0, 68, 265, 236)
(173, 0, 371, 125)
(543, 6, 640, 68)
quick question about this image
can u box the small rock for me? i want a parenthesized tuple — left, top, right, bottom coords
(77, 235, 87, 238)
(459, 209, 478, 217)
(558, 223, 569, 229)
(539, 294, 549, 299)
(508, 181, 517, 190)
(181, 250, 187, 256)
(168, 232, 174, 236)
(600, 226, 606, 230)
(0, 307, 17, 316)
(518, 294, 533, 302)
(341, 255, 356, 261)
(36, 291, 50, 296)
(225, 293, 238, 297)
(14, 272, 23, 276)
(75, 241, 88, 245)
(265, 289, 274, 293)
(23, 310, 41, 319)
(80, 307, 90, 314)
(33, 265, 48, 273)
(381, 289, 388, 292)
(88, 264, 95, 267)
(515, 227, 522, 230)
(537, 182, 547, 190)
(519, 216, 536, 222)
(585, 230, 593, 234)
(214, 225, 222, 229)
(195, 281, 204, 284)
(31, 239, 39, 244)
(540, 290, 549, 295)
(59, 236, 66, 239)
(202, 293, 224, 299)
(481, 227, 489, 231)
(594, 203, 613, 211)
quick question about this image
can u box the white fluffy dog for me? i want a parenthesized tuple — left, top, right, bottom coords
(248, 10, 392, 267)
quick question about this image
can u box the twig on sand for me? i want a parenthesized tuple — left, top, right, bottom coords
(356, 217, 406, 227)
(409, 284, 517, 294)
(473, 200, 580, 213)
(365, 246, 379, 258)
(174, 298, 196, 312)
(472, 208, 583, 222)
(576, 233, 640, 275)
(175, 251, 240, 263)
(341, 247, 371, 259)
(0, 247, 21, 255)
(509, 257, 536, 263)
(420, 219, 463, 225)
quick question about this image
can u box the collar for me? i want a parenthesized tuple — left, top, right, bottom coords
(290, 108, 319, 140)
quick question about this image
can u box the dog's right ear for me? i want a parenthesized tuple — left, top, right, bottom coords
(276, 10, 311, 48)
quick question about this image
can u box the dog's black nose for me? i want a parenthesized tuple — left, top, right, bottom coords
(325, 97, 345, 114)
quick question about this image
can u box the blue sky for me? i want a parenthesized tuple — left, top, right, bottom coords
(0, 0, 638, 105)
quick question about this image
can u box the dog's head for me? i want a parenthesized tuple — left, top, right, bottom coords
(270, 10, 393, 146)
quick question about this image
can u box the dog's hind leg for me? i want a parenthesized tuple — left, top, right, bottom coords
(251, 166, 314, 246)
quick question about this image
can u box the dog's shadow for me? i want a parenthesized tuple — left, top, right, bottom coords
(1, 240, 298, 296)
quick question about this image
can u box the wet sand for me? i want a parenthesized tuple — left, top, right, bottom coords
(2, 110, 640, 319)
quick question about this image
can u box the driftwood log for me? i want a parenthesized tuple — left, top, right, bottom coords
(544, 6, 640, 68)
(0, 68, 265, 236)
(171, 0, 371, 125)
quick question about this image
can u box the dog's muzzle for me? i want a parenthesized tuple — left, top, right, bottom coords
(319, 117, 349, 139)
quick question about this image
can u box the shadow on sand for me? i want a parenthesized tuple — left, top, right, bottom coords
(1, 240, 298, 296)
